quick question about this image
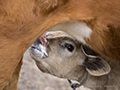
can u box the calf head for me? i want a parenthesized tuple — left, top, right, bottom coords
(29, 31, 111, 82)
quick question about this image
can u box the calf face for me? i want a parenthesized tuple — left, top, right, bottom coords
(29, 31, 111, 82)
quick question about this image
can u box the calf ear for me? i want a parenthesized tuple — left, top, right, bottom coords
(81, 45, 111, 76)
(84, 57, 111, 76)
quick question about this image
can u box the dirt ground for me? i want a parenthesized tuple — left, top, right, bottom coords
(18, 50, 91, 90)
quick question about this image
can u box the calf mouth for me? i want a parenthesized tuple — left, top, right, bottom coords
(29, 39, 48, 61)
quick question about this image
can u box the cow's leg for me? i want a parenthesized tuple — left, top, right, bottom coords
(3, 58, 23, 90)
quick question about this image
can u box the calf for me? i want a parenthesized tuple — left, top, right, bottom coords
(29, 31, 120, 90)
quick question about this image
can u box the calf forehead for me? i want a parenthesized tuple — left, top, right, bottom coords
(47, 37, 85, 61)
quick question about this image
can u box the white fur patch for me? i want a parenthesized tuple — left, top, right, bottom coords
(48, 22, 92, 44)
(38, 44, 48, 58)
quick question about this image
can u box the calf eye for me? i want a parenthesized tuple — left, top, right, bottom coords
(65, 44, 74, 52)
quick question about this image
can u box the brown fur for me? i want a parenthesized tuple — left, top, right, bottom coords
(0, 0, 120, 89)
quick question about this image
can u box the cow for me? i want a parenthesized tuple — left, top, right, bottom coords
(0, 0, 120, 89)
(29, 30, 120, 90)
